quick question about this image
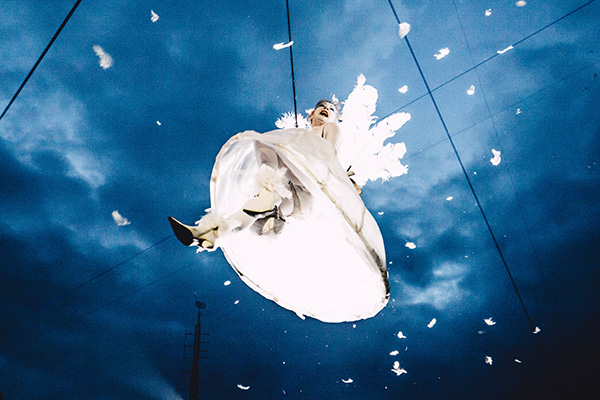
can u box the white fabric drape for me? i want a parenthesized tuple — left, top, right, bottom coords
(210, 128, 389, 323)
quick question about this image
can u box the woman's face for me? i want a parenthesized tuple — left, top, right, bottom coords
(311, 102, 338, 127)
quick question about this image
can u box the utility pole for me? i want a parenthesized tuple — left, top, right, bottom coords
(178, 301, 208, 400)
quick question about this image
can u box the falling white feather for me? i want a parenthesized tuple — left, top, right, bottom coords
(93, 45, 113, 69)
(150, 10, 159, 23)
(490, 149, 502, 166)
(391, 361, 407, 376)
(497, 46, 514, 55)
(434, 48, 450, 60)
(398, 22, 411, 39)
(111, 210, 130, 226)
(273, 41, 293, 50)
(237, 384, 250, 390)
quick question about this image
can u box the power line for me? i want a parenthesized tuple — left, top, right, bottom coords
(10, 257, 200, 347)
(0, 234, 174, 334)
(385, 0, 544, 354)
(449, 0, 564, 374)
(450, 0, 556, 297)
(0, 0, 84, 123)
(69, 257, 197, 326)
(378, 0, 598, 124)
(285, 0, 299, 127)
(400, 60, 599, 162)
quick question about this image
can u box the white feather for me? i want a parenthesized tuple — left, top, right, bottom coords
(93, 45, 113, 69)
(273, 41, 293, 50)
(111, 210, 130, 226)
(398, 22, 411, 39)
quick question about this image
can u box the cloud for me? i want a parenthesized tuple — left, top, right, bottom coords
(0, 88, 108, 189)
(402, 262, 468, 310)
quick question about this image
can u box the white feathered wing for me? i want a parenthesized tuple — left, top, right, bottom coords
(337, 74, 410, 186)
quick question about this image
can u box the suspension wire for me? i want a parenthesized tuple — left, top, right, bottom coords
(0, 234, 174, 334)
(0, 0, 83, 123)
(449, 0, 576, 378)
(378, 0, 598, 124)
(385, 0, 546, 355)
(450, 0, 553, 299)
(285, 0, 299, 127)
(0, 0, 592, 350)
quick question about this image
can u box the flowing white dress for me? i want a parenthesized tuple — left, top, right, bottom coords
(200, 75, 410, 323)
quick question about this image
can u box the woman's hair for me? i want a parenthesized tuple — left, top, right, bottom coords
(314, 99, 341, 114)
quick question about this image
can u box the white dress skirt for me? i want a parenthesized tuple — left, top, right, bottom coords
(207, 128, 389, 323)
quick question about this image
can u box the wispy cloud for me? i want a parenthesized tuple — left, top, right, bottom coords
(402, 263, 468, 309)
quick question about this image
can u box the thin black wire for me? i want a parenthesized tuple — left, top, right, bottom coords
(0, 0, 592, 345)
(378, 0, 598, 124)
(285, 0, 299, 127)
(0, 234, 174, 334)
(13, 258, 200, 347)
(0, 0, 83, 123)
(398, 59, 599, 162)
(451, 0, 553, 299)
(449, 0, 575, 374)
(68, 257, 197, 325)
(386, 0, 542, 348)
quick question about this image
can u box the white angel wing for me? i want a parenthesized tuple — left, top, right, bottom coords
(337, 75, 410, 186)
(275, 112, 311, 130)
(274, 75, 409, 186)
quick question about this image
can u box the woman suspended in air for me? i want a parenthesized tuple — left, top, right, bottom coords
(169, 75, 410, 323)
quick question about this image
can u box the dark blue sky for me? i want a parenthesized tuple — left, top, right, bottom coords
(1, 0, 599, 399)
